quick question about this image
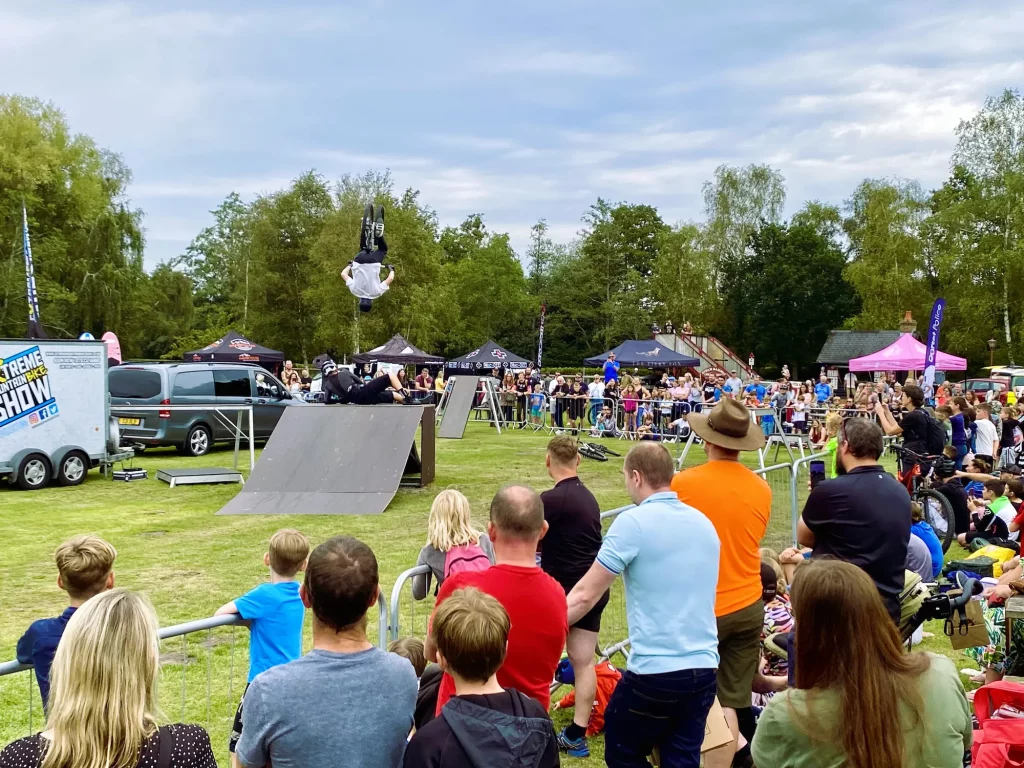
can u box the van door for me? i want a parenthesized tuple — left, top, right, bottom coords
(250, 371, 292, 438)
(213, 369, 255, 441)
(169, 370, 216, 439)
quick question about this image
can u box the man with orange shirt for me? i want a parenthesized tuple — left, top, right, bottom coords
(671, 398, 770, 768)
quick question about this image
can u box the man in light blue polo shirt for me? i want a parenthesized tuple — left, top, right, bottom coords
(567, 442, 720, 768)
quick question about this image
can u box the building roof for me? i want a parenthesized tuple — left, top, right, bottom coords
(816, 330, 903, 365)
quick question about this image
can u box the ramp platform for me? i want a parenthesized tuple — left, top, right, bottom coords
(217, 404, 434, 516)
(158, 468, 243, 487)
(438, 375, 478, 439)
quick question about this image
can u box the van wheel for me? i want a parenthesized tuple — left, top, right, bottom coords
(17, 453, 52, 490)
(57, 451, 89, 487)
(183, 425, 212, 457)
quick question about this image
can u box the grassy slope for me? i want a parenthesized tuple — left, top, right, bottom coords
(0, 422, 973, 766)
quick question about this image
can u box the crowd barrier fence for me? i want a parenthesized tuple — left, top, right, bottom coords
(0, 594, 389, 742)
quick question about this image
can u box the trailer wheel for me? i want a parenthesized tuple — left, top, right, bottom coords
(57, 451, 89, 487)
(17, 453, 52, 490)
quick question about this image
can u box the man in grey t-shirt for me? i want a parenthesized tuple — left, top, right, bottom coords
(235, 536, 416, 768)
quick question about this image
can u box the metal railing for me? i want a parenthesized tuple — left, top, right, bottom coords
(0, 592, 390, 743)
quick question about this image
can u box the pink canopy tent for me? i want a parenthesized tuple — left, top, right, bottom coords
(848, 333, 967, 372)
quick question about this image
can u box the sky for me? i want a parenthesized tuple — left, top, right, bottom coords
(3, 0, 1023, 269)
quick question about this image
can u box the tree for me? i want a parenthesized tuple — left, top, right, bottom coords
(702, 163, 786, 283)
(843, 179, 932, 329)
(949, 89, 1024, 362)
(650, 224, 717, 333)
(177, 192, 251, 333)
(720, 216, 860, 377)
(0, 95, 147, 350)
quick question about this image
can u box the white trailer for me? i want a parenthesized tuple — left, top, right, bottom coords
(0, 339, 129, 489)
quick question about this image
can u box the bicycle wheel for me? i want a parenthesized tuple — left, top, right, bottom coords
(917, 488, 955, 553)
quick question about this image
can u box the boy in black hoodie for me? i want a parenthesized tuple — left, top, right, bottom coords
(403, 587, 559, 768)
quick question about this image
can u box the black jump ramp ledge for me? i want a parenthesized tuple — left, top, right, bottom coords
(217, 404, 435, 516)
(438, 375, 478, 439)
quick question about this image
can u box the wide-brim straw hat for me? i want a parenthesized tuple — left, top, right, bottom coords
(688, 398, 765, 451)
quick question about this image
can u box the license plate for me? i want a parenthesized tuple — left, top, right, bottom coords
(118, 418, 141, 426)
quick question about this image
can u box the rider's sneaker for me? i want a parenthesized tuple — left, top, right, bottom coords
(375, 205, 385, 238)
(556, 728, 590, 758)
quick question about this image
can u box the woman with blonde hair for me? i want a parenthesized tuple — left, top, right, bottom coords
(751, 560, 971, 768)
(0, 589, 215, 768)
(411, 489, 495, 600)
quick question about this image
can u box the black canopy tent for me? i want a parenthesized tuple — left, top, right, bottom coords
(445, 340, 529, 375)
(352, 334, 444, 366)
(184, 330, 284, 365)
(584, 339, 700, 369)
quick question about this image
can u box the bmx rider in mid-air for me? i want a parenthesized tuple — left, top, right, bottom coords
(342, 203, 394, 313)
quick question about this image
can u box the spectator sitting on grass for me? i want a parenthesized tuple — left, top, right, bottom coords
(403, 588, 558, 768)
(910, 502, 943, 580)
(751, 560, 971, 768)
(16, 535, 117, 708)
(412, 490, 495, 601)
(1, 589, 216, 768)
(425, 486, 567, 716)
(957, 479, 1015, 550)
(215, 529, 310, 757)
(590, 406, 619, 438)
(234, 536, 417, 768)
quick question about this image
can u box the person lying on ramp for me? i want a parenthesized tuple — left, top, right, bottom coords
(341, 203, 394, 313)
(319, 359, 405, 404)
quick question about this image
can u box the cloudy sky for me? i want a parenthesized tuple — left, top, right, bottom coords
(3, 1, 1023, 268)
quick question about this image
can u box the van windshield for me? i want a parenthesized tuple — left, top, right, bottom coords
(109, 369, 162, 400)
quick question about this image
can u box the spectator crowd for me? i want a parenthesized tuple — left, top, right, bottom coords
(7, 390, 1017, 768)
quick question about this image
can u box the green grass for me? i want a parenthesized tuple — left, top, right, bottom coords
(0, 424, 974, 766)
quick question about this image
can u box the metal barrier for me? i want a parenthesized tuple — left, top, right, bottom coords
(754, 462, 802, 552)
(0, 593, 390, 742)
(388, 504, 639, 663)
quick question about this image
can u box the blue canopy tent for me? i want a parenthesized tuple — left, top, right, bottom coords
(584, 340, 700, 369)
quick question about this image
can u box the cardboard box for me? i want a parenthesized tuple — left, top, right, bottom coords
(652, 697, 734, 765)
(702, 697, 734, 753)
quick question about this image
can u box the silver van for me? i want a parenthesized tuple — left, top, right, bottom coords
(108, 362, 305, 456)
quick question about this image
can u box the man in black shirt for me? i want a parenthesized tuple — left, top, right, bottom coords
(317, 359, 405, 404)
(875, 383, 929, 470)
(797, 418, 910, 622)
(539, 437, 606, 757)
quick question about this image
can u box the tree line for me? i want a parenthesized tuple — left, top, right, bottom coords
(1, 90, 1021, 377)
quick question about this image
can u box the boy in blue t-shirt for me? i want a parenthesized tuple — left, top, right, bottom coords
(17, 535, 117, 708)
(216, 528, 310, 755)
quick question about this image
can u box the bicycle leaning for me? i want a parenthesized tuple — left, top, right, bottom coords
(890, 444, 957, 553)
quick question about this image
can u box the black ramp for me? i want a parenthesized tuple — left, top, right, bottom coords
(217, 405, 424, 516)
(438, 375, 478, 439)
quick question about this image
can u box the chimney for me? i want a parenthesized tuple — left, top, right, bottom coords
(899, 311, 917, 335)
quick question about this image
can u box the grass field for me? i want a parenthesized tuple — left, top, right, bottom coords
(0, 422, 974, 766)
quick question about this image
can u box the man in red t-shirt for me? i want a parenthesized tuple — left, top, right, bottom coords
(425, 485, 568, 713)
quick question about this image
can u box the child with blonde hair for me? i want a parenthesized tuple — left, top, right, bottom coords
(17, 535, 117, 707)
(824, 412, 844, 479)
(412, 490, 495, 600)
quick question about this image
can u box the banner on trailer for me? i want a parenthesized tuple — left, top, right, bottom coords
(23, 203, 46, 339)
(537, 303, 546, 368)
(923, 298, 946, 390)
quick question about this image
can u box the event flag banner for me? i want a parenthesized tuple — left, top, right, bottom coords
(537, 303, 546, 368)
(923, 298, 946, 390)
(23, 202, 46, 339)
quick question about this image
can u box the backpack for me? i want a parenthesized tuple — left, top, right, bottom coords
(972, 681, 1024, 767)
(443, 543, 491, 579)
(924, 411, 946, 455)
